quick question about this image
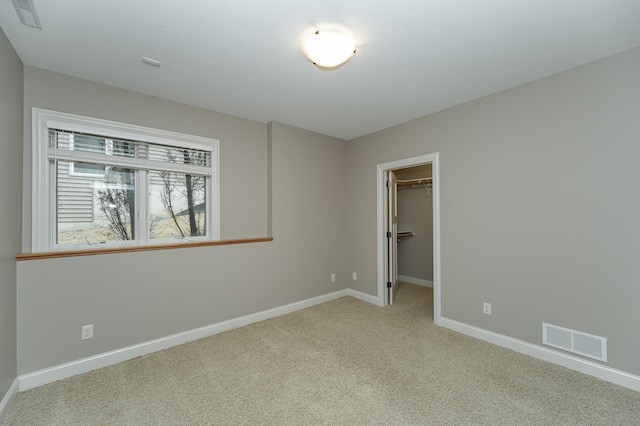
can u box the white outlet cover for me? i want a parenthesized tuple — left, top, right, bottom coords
(82, 324, 94, 340)
(483, 303, 492, 315)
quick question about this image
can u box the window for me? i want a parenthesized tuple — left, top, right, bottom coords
(32, 108, 219, 252)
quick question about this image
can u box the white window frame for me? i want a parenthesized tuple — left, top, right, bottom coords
(32, 108, 220, 252)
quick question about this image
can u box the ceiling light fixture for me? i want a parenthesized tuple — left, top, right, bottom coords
(12, 0, 42, 30)
(302, 28, 356, 70)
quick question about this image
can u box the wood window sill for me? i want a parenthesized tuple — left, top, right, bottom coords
(16, 237, 273, 261)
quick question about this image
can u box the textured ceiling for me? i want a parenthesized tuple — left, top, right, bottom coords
(1, 1, 640, 140)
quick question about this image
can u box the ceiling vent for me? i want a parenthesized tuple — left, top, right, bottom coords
(12, 0, 42, 29)
(543, 323, 607, 362)
(142, 57, 161, 67)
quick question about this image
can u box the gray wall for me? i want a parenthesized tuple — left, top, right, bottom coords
(347, 47, 640, 375)
(12, 44, 640, 382)
(0, 28, 22, 400)
(395, 165, 433, 282)
(17, 69, 347, 374)
(21, 67, 268, 248)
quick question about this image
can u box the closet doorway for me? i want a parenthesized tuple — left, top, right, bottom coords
(376, 153, 441, 324)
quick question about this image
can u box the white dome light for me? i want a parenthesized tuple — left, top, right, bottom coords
(302, 28, 356, 70)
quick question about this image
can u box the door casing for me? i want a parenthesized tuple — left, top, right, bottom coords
(387, 170, 398, 305)
(376, 153, 441, 325)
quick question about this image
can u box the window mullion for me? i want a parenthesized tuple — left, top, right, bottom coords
(49, 159, 57, 250)
(48, 147, 211, 176)
(137, 170, 148, 245)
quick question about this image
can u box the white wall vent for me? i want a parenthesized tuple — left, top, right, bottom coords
(542, 323, 607, 362)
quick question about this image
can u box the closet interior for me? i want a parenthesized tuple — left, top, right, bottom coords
(394, 165, 434, 288)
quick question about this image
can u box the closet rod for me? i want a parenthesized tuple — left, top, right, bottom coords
(397, 177, 432, 186)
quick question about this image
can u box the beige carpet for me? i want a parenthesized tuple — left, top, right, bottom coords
(3, 283, 640, 425)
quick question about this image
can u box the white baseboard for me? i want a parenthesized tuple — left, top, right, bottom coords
(23, 292, 634, 396)
(0, 378, 19, 423)
(440, 317, 640, 392)
(19, 289, 351, 392)
(347, 288, 378, 305)
(398, 275, 433, 288)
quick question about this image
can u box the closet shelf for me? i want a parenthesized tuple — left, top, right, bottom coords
(397, 231, 415, 242)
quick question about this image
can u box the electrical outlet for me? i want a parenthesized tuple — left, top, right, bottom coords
(331, 274, 336, 282)
(483, 303, 492, 316)
(82, 324, 94, 340)
(352, 272, 357, 280)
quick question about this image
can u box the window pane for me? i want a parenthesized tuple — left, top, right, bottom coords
(69, 133, 136, 158)
(56, 161, 135, 245)
(146, 144, 211, 168)
(149, 171, 206, 239)
(70, 162, 106, 177)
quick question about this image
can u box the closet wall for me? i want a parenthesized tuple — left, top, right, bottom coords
(395, 165, 433, 285)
